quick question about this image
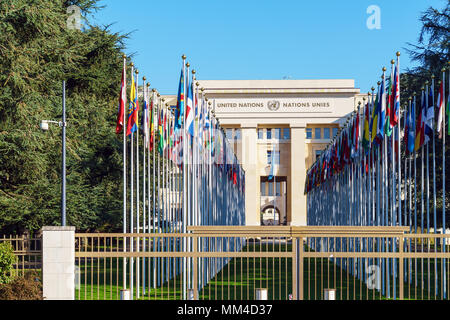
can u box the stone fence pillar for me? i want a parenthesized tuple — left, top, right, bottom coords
(41, 226, 75, 300)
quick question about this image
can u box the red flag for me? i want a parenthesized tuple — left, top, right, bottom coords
(115, 64, 126, 134)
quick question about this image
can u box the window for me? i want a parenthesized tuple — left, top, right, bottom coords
(234, 128, 241, 140)
(283, 128, 290, 140)
(274, 128, 281, 139)
(266, 129, 272, 139)
(315, 128, 322, 139)
(306, 128, 313, 139)
(276, 181, 281, 196)
(260, 181, 266, 196)
(323, 127, 330, 139)
(258, 129, 264, 139)
(267, 150, 272, 164)
(226, 128, 233, 140)
(268, 182, 273, 196)
(332, 127, 338, 138)
(315, 150, 323, 159)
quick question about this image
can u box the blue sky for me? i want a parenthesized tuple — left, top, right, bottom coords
(91, 0, 446, 94)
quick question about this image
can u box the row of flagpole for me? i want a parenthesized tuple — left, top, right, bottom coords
(115, 54, 246, 299)
(305, 53, 449, 299)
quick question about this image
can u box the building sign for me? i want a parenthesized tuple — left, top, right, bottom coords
(214, 98, 334, 113)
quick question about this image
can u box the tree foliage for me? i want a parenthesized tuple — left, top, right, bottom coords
(0, 0, 128, 233)
(400, 2, 450, 229)
(401, 3, 449, 99)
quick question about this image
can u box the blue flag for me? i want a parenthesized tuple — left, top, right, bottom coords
(407, 100, 416, 154)
(268, 149, 275, 180)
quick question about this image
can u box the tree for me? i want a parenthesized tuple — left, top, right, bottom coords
(0, 0, 130, 233)
(400, 2, 450, 229)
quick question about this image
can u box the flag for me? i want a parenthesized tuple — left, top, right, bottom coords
(149, 95, 155, 151)
(268, 148, 276, 180)
(351, 112, 360, 158)
(115, 65, 126, 134)
(362, 103, 370, 153)
(203, 106, 211, 150)
(424, 85, 434, 143)
(141, 86, 150, 148)
(370, 86, 379, 144)
(436, 80, 444, 139)
(415, 91, 426, 151)
(391, 61, 400, 127)
(376, 76, 386, 143)
(385, 71, 393, 137)
(185, 74, 195, 137)
(403, 100, 412, 155)
(174, 67, 185, 132)
(126, 73, 139, 136)
(408, 99, 416, 153)
(158, 108, 164, 155)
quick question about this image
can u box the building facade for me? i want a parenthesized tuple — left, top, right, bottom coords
(164, 79, 367, 226)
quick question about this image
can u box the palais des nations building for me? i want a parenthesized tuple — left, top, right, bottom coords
(163, 79, 367, 227)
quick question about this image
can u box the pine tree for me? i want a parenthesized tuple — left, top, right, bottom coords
(0, 0, 130, 233)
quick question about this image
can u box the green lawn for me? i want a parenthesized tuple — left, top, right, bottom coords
(75, 242, 450, 300)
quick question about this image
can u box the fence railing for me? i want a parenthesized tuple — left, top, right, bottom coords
(0, 234, 42, 277)
(74, 226, 450, 300)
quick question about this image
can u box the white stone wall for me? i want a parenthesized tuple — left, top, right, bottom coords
(42, 226, 75, 300)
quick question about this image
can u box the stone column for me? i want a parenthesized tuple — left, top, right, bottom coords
(241, 124, 259, 226)
(42, 226, 75, 300)
(290, 124, 307, 226)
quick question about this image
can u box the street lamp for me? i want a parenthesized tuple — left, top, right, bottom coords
(40, 80, 67, 226)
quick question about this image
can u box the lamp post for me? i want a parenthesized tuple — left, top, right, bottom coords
(40, 80, 67, 226)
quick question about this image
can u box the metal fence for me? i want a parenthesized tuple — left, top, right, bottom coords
(74, 226, 450, 300)
(0, 234, 42, 277)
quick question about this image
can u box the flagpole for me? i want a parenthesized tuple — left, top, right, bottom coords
(413, 94, 418, 290)
(442, 67, 447, 299)
(157, 96, 162, 288)
(181, 55, 187, 300)
(431, 75, 438, 296)
(147, 84, 155, 297)
(142, 77, 147, 296)
(121, 54, 127, 291)
(397, 52, 402, 229)
(407, 99, 412, 284)
(152, 91, 157, 289)
(163, 101, 168, 285)
(129, 63, 134, 300)
(389, 59, 396, 298)
(185, 62, 191, 292)
(135, 69, 140, 299)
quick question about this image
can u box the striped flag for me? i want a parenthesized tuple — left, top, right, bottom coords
(437, 80, 444, 139)
(126, 73, 139, 136)
(385, 69, 394, 137)
(115, 64, 126, 134)
(175, 67, 185, 132)
(149, 95, 155, 151)
(424, 86, 434, 144)
(185, 74, 195, 137)
(141, 86, 150, 148)
(391, 61, 400, 127)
